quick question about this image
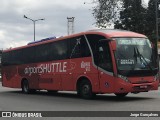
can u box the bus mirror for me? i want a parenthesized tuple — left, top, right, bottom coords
(110, 40, 117, 51)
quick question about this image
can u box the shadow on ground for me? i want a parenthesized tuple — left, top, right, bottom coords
(0, 90, 155, 102)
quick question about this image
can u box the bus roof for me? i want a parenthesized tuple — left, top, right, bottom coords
(85, 29, 147, 38)
(3, 29, 147, 52)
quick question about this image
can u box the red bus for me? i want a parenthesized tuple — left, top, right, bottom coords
(1, 29, 159, 99)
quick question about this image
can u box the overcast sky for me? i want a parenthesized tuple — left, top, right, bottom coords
(0, 0, 149, 49)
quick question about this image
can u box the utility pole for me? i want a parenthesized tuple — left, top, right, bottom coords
(24, 15, 45, 41)
(67, 17, 75, 35)
(155, 0, 160, 69)
(156, 0, 158, 43)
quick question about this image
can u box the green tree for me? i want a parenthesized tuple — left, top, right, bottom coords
(146, 0, 160, 42)
(92, 0, 160, 43)
(114, 0, 147, 34)
(92, 0, 122, 27)
(92, 0, 147, 32)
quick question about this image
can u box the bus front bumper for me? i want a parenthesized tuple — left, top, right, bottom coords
(114, 81, 159, 94)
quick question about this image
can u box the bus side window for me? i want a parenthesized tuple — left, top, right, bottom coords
(69, 38, 81, 58)
(69, 36, 91, 58)
(81, 36, 91, 57)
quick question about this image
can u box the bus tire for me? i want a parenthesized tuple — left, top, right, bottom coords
(22, 80, 30, 94)
(115, 93, 128, 97)
(79, 80, 94, 99)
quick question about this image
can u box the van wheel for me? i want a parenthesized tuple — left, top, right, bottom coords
(115, 93, 128, 97)
(22, 80, 30, 94)
(79, 80, 94, 99)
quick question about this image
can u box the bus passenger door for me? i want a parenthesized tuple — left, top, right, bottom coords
(97, 40, 115, 93)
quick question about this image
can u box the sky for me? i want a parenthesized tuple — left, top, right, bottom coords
(0, 0, 149, 49)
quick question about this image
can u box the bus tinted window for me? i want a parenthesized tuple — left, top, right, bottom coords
(2, 50, 23, 66)
(69, 36, 91, 58)
(2, 35, 91, 66)
(50, 40, 68, 61)
(34, 40, 68, 62)
(86, 34, 106, 66)
(22, 47, 35, 64)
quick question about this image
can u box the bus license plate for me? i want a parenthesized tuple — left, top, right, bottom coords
(140, 86, 147, 89)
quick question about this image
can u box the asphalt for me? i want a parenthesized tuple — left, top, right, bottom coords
(0, 84, 160, 120)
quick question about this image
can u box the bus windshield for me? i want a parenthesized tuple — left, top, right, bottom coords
(115, 37, 158, 77)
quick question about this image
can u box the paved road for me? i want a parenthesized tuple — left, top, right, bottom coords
(0, 83, 160, 119)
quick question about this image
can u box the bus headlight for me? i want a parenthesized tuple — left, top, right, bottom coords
(118, 75, 130, 83)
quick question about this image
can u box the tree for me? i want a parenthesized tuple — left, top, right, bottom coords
(92, 0, 147, 31)
(92, 0, 160, 43)
(92, 0, 122, 28)
(114, 0, 147, 34)
(146, 0, 160, 42)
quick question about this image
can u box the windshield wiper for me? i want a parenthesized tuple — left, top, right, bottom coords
(121, 47, 138, 76)
(135, 47, 153, 71)
(130, 47, 138, 71)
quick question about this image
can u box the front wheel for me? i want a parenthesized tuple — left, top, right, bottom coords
(79, 80, 94, 99)
(22, 80, 30, 94)
(114, 93, 128, 97)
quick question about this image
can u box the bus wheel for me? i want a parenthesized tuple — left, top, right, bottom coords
(22, 80, 30, 94)
(79, 80, 94, 99)
(114, 93, 128, 97)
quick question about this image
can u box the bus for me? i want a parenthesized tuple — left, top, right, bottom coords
(1, 29, 159, 99)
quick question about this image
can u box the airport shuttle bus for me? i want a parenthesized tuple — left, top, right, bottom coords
(1, 29, 159, 99)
